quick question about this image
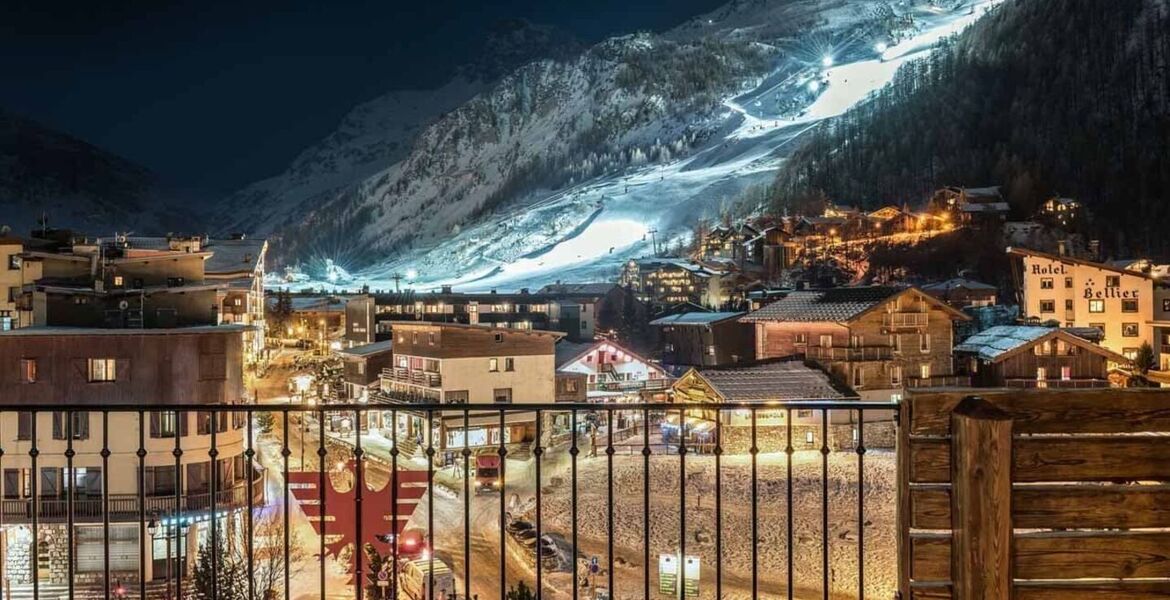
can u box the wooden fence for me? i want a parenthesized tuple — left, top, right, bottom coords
(898, 388, 1170, 599)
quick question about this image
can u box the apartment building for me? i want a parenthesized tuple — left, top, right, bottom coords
(649, 311, 755, 370)
(0, 325, 260, 587)
(1009, 247, 1170, 368)
(742, 286, 971, 400)
(376, 323, 560, 449)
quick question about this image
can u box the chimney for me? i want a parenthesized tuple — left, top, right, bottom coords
(441, 285, 452, 294)
(1057, 240, 1068, 257)
(1089, 240, 1101, 260)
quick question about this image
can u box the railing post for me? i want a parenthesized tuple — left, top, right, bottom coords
(950, 397, 1013, 600)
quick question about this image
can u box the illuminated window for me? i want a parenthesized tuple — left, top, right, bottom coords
(87, 359, 116, 382)
(20, 359, 36, 383)
(1088, 300, 1105, 313)
(505, 358, 515, 372)
(112, 276, 124, 287)
(489, 358, 499, 372)
(1106, 276, 1121, 288)
(919, 364, 931, 379)
(1061, 366, 1071, 381)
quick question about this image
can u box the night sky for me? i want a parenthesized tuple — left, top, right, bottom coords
(1, 0, 726, 195)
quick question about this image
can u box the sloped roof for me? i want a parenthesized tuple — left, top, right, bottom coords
(960, 202, 1010, 213)
(741, 286, 903, 323)
(337, 340, 393, 358)
(954, 326, 1126, 363)
(692, 360, 849, 402)
(555, 340, 597, 368)
(203, 238, 267, 275)
(922, 278, 997, 292)
(538, 282, 620, 296)
(649, 311, 745, 326)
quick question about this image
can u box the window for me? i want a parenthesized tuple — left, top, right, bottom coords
(489, 358, 499, 372)
(890, 366, 903, 386)
(112, 276, 124, 287)
(3, 468, 29, 498)
(818, 334, 833, 348)
(1065, 299, 1074, 311)
(166, 276, 185, 287)
(1034, 341, 1050, 356)
(794, 333, 808, 344)
(52, 412, 89, 440)
(852, 368, 863, 387)
(233, 297, 242, 307)
(151, 412, 187, 438)
(1061, 366, 1071, 381)
(87, 359, 116, 382)
(1122, 323, 1140, 337)
(1122, 299, 1139, 313)
(1040, 278, 1054, 289)
(891, 334, 902, 354)
(17, 412, 32, 440)
(493, 333, 503, 343)
(505, 357, 515, 372)
(1124, 348, 1140, 360)
(0, 315, 11, 331)
(797, 410, 812, 418)
(1088, 300, 1105, 313)
(707, 345, 716, 356)
(565, 379, 578, 393)
(1036, 367, 1047, 386)
(1039, 300, 1055, 313)
(7, 254, 19, 270)
(493, 388, 512, 404)
(919, 364, 931, 380)
(144, 465, 177, 496)
(20, 359, 36, 383)
(1064, 277, 1073, 289)
(68, 467, 102, 497)
(1106, 276, 1121, 288)
(1164, 299, 1170, 313)
(919, 334, 931, 353)
(663, 343, 674, 353)
(428, 332, 436, 345)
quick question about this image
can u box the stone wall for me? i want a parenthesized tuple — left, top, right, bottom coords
(3, 524, 141, 586)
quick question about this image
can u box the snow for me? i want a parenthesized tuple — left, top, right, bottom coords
(281, 0, 1006, 294)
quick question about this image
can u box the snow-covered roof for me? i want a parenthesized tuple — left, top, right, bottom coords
(922, 278, 996, 292)
(649, 311, 745, 326)
(741, 286, 903, 323)
(954, 326, 1123, 363)
(537, 282, 620, 296)
(203, 238, 267, 275)
(960, 202, 1010, 213)
(555, 340, 598, 368)
(337, 340, 393, 358)
(693, 361, 849, 402)
(962, 186, 1003, 199)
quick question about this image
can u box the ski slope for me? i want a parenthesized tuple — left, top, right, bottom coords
(293, 0, 1004, 293)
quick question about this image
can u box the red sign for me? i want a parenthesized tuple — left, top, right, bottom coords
(287, 460, 429, 559)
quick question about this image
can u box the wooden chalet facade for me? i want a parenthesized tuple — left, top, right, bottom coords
(954, 326, 1127, 388)
(649, 311, 754, 369)
(743, 287, 971, 400)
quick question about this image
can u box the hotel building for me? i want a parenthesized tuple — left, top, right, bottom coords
(1009, 247, 1170, 368)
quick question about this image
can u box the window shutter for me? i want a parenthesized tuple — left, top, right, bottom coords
(52, 413, 63, 440)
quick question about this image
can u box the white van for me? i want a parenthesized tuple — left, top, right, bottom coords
(398, 557, 455, 600)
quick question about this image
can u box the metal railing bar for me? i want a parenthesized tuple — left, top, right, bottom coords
(210, 413, 220, 599)
(571, 409, 579, 600)
(66, 411, 76, 600)
(751, 407, 759, 600)
(101, 410, 109, 600)
(534, 409, 543, 600)
(858, 408, 866, 600)
(786, 407, 795, 600)
(282, 411, 291, 600)
(246, 409, 256, 600)
(137, 410, 147, 600)
(318, 408, 327, 600)
(355, 408, 366, 600)
(642, 406, 650, 600)
(821, 409, 830, 600)
(498, 408, 507, 600)
(607, 409, 615, 598)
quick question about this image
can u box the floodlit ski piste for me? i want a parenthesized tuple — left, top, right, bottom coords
(282, 0, 1004, 293)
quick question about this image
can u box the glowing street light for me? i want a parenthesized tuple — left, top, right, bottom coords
(821, 55, 834, 68)
(875, 41, 888, 54)
(808, 80, 821, 93)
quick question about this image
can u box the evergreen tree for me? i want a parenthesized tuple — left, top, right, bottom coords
(506, 581, 537, 600)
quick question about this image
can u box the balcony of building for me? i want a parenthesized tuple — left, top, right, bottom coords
(882, 312, 928, 329)
(1004, 377, 1112, 389)
(905, 374, 971, 388)
(381, 366, 442, 389)
(807, 345, 894, 362)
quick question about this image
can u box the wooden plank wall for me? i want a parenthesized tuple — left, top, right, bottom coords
(899, 388, 1170, 599)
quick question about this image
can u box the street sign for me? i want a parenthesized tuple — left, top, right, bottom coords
(377, 569, 389, 581)
(590, 556, 600, 574)
(658, 554, 677, 597)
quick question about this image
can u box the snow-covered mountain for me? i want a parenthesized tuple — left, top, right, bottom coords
(218, 0, 1003, 290)
(0, 110, 188, 236)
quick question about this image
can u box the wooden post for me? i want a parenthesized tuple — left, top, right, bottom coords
(951, 396, 1014, 600)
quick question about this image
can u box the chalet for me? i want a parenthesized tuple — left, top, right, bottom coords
(742, 286, 971, 400)
(554, 339, 670, 402)
(336, 339, 394, 402)
(1008, 246, 1170, 369)
(1037, 196, 1082, 227)
(649, 311, 754, 370)
(671, 360, 880, 451)
(931, 186, 1010, 226)
(954, 326, 1128, 388)
(921, 278, 998, 308)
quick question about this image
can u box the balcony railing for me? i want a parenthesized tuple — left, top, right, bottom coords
(381, 366, 442, 388)
(0, 467, 265, 523)
(882, 312, 928, 328)
(905, 374, 971, 388)
(0, 400, 894, 600)
(587, 378, 672, 392)
(807, 346, 894, 361)
(1005, 377, 1112, 389)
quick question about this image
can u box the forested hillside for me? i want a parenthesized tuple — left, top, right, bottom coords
(772, 0, 1170, 257)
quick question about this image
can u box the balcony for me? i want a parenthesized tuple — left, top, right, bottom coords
(1, 394, 1165, 600)
(807, 346, 893, 361)
(381, 366, 442, 388)
(882, 312, 928, 329)
(905, 374, 971, 388)
(587, 378, 672, 393)
(1005, 377, 1112, 389)
(0, 464, 265, 524)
